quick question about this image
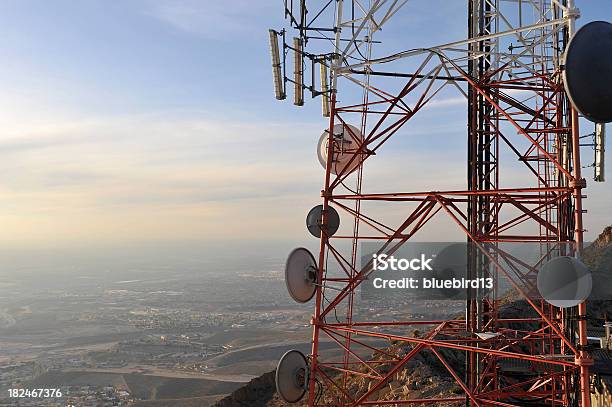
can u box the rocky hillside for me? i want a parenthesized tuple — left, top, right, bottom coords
(212, 371, 281, 407)
(214, 226, 612, 407)
(212, 348, 464, 407)
(583, 226, 612, 323)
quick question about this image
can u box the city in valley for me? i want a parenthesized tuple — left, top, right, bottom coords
(0, 248, 461, 406)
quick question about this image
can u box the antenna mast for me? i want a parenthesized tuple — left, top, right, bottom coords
(269, 1, 606, 405)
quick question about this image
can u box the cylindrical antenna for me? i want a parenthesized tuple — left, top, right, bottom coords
(595, 123, 606, 182)
(268, 29, 286, 100)
(320, 61, 330, 117)
(293, 37, 304, 106)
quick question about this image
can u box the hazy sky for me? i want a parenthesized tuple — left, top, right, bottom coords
(0, 0, 609, 251)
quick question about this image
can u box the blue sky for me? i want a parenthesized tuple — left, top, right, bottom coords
(0, 0, 609, 251)
(0, 0, 280, 116)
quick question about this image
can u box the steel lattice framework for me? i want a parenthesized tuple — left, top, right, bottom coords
(275, 0, 592, 405)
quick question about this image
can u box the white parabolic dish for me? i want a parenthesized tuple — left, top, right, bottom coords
(285, 247, 317, 303)
(275, 349, 308, 403)
(537, 256, 592, 308)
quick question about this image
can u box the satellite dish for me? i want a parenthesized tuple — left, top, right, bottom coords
(563, 21, 612, 123)
(306, 205, 340, 238)
(317, 123, 364, 175)
(431, 243, 468, 299)
(275, 349, 308, 403)
(537, 256, 592, 308)
(285, 248, 317, 303)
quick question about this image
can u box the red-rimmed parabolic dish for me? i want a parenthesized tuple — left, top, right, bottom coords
(317, 123, 364, 175)
(563, 21, 612, 123)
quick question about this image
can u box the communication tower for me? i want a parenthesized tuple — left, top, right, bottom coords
(270, 1, 612, 405)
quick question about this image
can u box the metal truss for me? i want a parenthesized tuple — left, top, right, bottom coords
(278, 0, 592, 405)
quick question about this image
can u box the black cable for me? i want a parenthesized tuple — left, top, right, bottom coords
(314, 377, 324, 405)
(322, 245, 341, 324)
(340, 177, 359, 195)
(351, 1, 369, 61)
(312, 28, 367, 63)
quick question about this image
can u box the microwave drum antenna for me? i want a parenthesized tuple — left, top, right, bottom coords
(317, 124, 364, 175)
(275, 349, 308, 403)
(285, 247, 317, 303)
(537, 256, 592, 308)
(563, 21, 612, 123)
(306, 204, 340, 238)
(431, 243, 469, 300)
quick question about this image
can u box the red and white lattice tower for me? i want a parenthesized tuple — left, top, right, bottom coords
(270, 0, 595, 405)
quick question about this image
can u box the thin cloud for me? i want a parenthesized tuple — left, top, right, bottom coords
(0, 135, 87, 153)
(144, 0, 276, 39)
(427, 96, 466, 108)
